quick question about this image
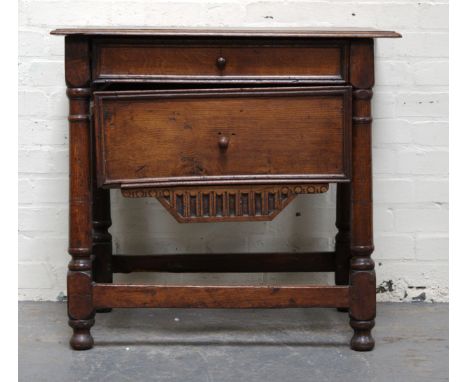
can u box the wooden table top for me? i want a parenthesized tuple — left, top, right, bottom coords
(51, 27, 401, 38)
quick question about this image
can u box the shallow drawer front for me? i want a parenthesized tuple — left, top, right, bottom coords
(93, 40, 347, 83)
(94, 87, 351, 188)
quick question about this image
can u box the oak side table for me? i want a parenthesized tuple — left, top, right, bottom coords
(51, 27, 401, 351)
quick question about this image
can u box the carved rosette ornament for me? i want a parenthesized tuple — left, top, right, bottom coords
(122, 184, 329, 223)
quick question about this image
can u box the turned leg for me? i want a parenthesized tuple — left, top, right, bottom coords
(66, 36, 95, 350)
(335, 183, 351, 312)
(349, 39, 376, 351)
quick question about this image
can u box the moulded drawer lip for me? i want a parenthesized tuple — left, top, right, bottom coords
(93, 86, 350, 99)
(92, 76, 347, 85)
(94, 86, 352, 189)
(92, 39, 349, 83)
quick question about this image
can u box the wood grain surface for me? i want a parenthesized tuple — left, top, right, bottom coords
(93, 39, 347, 83)
(94, 87, 351, 188)
(93, 284, 350, 309)
(51, 27, 401, 38)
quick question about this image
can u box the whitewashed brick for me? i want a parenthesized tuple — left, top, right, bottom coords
(376, 262, 448, 302)
(374, 234, 414, 260)
(355, 4, 419, 30)
(138, 2, 245, 26)
(396, 92, 448, 118)
(19, 263, 55, 289)
(417, 3, 449, 29)
(19, 90, 48, 117)
(114, 236, 206, 254)
(19, 207, 68, 233)
(413, 61, 449, 85)
(414, 180, 448, 203)
(18, 0, 449, 301)
(274, 206, 336, 236)
(411, 121, 449, 146)
(380, 261, 449, 290)
(374, 178, 414, 204)
(19, 119, 68, 146)
(244, 2, 328, 24)
(19, 235, 67, 262)
(249, 235, 330, 253)
(249, 235, 302, 253)
(372, 91, 396, 119)
(376, 32, 448, 58)
(19, 31, 47, 57)
(394, 207, 448, 233)
(47, 89, 69, 118)
(373, 148, 397, 174)
(415, 235, 448, 261)
(373, 119, 412, 145)
(18, 30, 64, 57)
(20, 60, 64, 86)
(375, 61, 411, 86)
(180, 273, 264, 286)
(265, 272, 332, 285)
(396, 149, 448, 175)
(204, 235, 250, 253)
(22, 1, 113, 26)
(374, 207, 394, 232)
(19, 177, 68, 204)
(244, 3, 423, 30)
(19, 148, 68, 174)
(18, 179, 34, 204)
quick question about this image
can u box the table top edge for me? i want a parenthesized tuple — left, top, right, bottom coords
(50, 27, 402, 38)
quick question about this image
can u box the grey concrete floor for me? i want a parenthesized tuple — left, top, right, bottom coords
(19, 302, 448, 382)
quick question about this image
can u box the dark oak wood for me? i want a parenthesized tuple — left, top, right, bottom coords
(112, 252, 336, 273)
(51, 27, 401, 38)
(65, 36, 95, 350)
(93, 38, 348, 84)
(348, 39, 376, 351)
(121, 184, 328, 223)
(54, 28, 400, 351)
(94, 87, 352, 188)
(93, 284, 350, 309)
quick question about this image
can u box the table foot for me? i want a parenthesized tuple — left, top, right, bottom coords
(69, 319, 95, 350)
(350, 318, 375, 351)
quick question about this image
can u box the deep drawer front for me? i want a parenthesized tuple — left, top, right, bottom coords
(94, 87, 351, 188)
(93, 40, 348, 83)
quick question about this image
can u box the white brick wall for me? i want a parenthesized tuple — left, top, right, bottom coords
(18, 0, 449, 302)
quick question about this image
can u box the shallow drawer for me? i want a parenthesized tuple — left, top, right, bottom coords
(94, 87, 352, 188)
(93, 39, 348, 83)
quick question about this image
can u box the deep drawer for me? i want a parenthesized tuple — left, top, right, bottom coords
(93, 39, 348, 83)
(94, 87, 352, 188)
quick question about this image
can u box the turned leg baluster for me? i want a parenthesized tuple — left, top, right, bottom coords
(349, 39, 376, 351)
(65, 36, 95, 350)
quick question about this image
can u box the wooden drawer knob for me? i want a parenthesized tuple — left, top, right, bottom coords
(216, 56, 227, 69)
(218, 135, 229, 150)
